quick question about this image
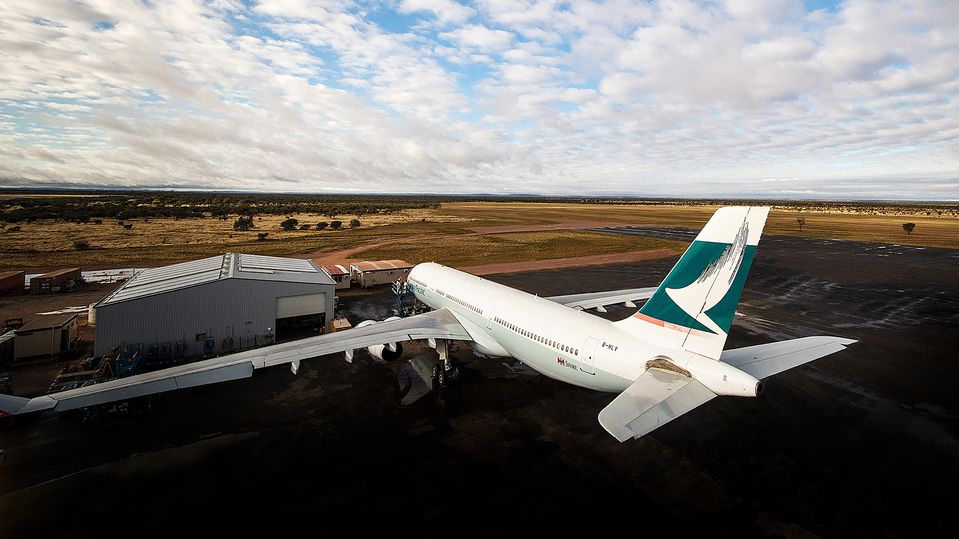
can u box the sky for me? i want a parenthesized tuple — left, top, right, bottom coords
(0, 0, 957, 199)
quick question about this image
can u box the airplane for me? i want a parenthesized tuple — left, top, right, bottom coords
(0, 206, 856, 441)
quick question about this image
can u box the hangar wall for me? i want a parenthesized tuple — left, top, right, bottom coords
(94, 278, 333, 358)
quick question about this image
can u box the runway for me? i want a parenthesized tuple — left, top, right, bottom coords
(1, 231, 957, 537)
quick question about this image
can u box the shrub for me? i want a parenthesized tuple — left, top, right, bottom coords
(73, 239, 91, 250)
(902, 222, 916, 234)
(349, 218, 361, 228)
(280, 218, 299, 231)
(256, 232, 269, 241)
(233, 216, 254, 231)
(330, 220, 342, 230)
(123, 223, 133, 229)
(315, 222, 328, 230)
(300, 224, 312, 230)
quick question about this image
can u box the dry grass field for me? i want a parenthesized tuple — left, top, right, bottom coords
(354, 230, 683, 267)
(0, 209, 475, 271)
(1, 198, 956, 272)
(442, 202, 959, 248)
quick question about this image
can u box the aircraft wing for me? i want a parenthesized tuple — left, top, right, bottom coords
(597, 368, 716, 442)
(0, 308, 471, 416)
(546, 287, 656, 312)
(720, 336, 857, 380)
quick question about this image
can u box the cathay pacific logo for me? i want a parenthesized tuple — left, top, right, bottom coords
(664, 220, 749, 335)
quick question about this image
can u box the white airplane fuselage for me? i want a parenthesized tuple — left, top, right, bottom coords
(407, 262, 760, 397)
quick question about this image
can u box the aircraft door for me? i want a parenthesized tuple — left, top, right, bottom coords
(486, 307, 496, 331)
(581, 337, 600, 374)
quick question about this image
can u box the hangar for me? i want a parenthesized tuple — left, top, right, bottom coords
(92, 253, 335, 358)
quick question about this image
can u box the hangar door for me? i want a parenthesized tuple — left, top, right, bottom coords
(276, 293, 327, 341)
(276, 293, 326, 318)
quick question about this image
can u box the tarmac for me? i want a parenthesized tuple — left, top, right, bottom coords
(0, 230, 957, 537)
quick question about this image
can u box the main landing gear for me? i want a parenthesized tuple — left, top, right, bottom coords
(431, 338, 461, 390)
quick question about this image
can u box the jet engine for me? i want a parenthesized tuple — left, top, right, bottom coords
(355, 317, 404, 363)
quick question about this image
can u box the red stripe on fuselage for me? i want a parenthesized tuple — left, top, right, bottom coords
(633, 311, 702, 334)
(633, 312, 666, 326)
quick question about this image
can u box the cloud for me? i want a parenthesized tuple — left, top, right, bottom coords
(398, 0, 475, 25)
(440, 23, 513, 51)
(0, 0, 956, 199)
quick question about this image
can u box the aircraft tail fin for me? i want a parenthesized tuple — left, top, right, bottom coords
(614, 206, 769, 359)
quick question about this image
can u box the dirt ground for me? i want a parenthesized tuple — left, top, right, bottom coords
(0, 283, 118, 322)
(0, 231, 956, 537)
(460, 247, 679, 275)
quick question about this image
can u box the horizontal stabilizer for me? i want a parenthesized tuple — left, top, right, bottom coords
(547, 287, 656, 311)
(720, 336, 857, 380)
(598, 368, 716, 442)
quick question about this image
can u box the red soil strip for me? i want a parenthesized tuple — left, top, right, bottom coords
(466, 221, 613, 234)
(458, 248, 680, 276)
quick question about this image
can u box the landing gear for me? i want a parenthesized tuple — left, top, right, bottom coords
(431, 339, 461, 390)
(431, 360, 461, 388)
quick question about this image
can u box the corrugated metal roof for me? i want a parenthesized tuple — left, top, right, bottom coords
(350, 260, 414, 272)
(237, 253, 317, 274)
(17, 312, 78, 332)
(35, 267, 80, 279)
(320, 264, 350, 276)
(96, 253, 333, 307)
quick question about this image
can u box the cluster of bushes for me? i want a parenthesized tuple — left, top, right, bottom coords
(280, 218, 359, 231)
(0, 192, 442, 223)
(4, 191, 954, 225)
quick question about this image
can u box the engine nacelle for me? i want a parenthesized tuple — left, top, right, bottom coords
(356, 317, 404, 363)
(367, 342, 404, 363)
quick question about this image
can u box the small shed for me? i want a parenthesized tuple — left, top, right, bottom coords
(0, 271, 25, 295)
(30, 268, 81, 295)
(14, 313, 80, 360)
(320, 264, 352, 290)
(349, 260, 414, 288)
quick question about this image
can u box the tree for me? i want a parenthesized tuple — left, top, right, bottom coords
(315, 222, 328, 231)
(300, 224, 312, 230)
(280, 217, 299, 231)
(330, 220, 342, 230)
(233, 216, 254, 231)
(796, 217, 806, 231)
(349, 218, 361, 229)
(73, 239, 91, 250)
(902, 222, 916, 234)
(257, 232, 269, 241)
